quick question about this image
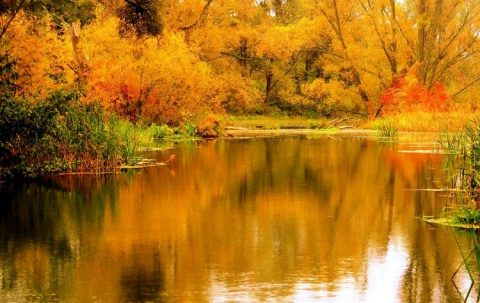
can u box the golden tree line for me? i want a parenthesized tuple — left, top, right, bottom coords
(2, 0, 480, 124)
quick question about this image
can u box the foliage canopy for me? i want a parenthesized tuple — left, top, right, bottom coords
(2, 0, 480, 125)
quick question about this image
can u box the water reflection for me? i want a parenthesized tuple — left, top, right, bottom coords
(0, 136, 476, 302)
(120, 244, 166, 302)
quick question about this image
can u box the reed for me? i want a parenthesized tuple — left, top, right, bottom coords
(438, 129, 465, 155)
(372, 120, 398, 138)
(434, 120, 480, 301)
(438, 119, 480, 224)
(115, 120, 142, 166)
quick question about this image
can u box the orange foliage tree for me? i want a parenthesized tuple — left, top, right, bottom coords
(82, 17, 226, 124)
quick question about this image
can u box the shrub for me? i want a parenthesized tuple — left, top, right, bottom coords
(375, 65, 450, 117)
(0, 90, 138, 179)
(151, 124, 175, 139)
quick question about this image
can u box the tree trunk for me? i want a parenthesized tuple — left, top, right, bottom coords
(239, 37, 248, 77)
(304, 49, 319, 80)
(416, 0, 426, 65)
(71, 20, 89, 90)
(321, 0, 370, 103)
(265, 67, 273, 104)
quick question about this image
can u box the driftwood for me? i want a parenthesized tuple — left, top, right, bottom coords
(327, 117, 355, 128)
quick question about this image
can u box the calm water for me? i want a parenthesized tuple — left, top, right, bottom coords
(0, 135, 478, 302)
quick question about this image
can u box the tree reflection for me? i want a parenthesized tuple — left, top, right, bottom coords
(0, 175, 122, 301)
(120, 245, 166, 303)
(0, 136, 467, 302)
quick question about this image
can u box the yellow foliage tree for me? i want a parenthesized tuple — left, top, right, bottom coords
(4, 0, 480, 120)
(82, 17, 226, 124)
(1, 13, 74, 100)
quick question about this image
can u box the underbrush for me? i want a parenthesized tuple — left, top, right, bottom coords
(0, 90, 145, 179)
(149, 121, 197, 139)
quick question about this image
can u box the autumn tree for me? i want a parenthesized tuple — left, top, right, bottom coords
(257, 0, 303, 25)
(187, 0, 306, 108)
(177, 0, 213, 42)
(80, 16, 227, 124)
(0, 13, 75, 100)
(410, 0, 480, 90)
(4, 0, 480, 123)
(318, 0, 370, 104)
(361, 0, 480, 115)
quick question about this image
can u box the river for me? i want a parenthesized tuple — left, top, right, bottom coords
(0, 135, 477, 302)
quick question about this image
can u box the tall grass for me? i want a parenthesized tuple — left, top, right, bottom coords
(438, 122, 480, 301)
(439, 119, 480, 222)
(369, 112, 475, 132)
(115, 120, 143, 166)
(149, 120, 198, 140)
(372, 120, 398, 138)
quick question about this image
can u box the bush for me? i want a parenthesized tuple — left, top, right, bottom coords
(376, 65, 450, 117)
(151, 124, 175, 139)
(0, 90, 135, 179)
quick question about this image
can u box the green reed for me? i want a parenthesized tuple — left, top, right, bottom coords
(115, 120, 143, 166)
(450, 227, 480, 302)
(439, 120, 480, 301)
(373, 120, 398, 139)
(440, 120, 480, 203)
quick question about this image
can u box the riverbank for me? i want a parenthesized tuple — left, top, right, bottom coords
(222, 127, 375, 138)
(221, 111, 478, 135)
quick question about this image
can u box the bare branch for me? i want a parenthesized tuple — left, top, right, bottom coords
(179, 0, 214, 31)
(452, 75, 480, 99)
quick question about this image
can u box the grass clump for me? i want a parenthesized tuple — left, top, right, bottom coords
(372, 120, 398, 138)
(309, 119, 327, 129)
(149, 120, 198, 140)
(151, 124, 175, 139)
(453, 206, 480, 225)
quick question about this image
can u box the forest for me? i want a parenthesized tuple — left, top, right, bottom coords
(1, 0, 480, 178)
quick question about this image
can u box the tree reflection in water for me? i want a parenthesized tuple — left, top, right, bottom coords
(0, 136, 477, 302)
(120, 245, 166, 302)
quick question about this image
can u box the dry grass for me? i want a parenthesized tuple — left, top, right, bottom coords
(365, 111, 479, 133)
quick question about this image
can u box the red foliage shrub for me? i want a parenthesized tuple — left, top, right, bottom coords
(377, 73, 450, 116)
